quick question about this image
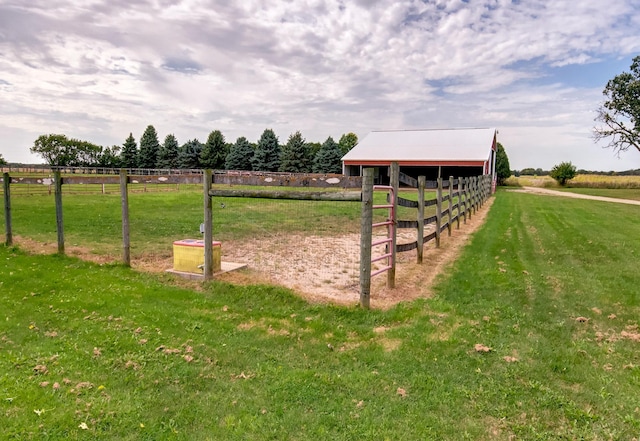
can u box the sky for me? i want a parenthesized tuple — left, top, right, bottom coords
(1, 0, 639, 171)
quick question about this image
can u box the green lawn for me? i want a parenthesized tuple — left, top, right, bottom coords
(558, 187, 640, 201)
(2, 190, 640, 439)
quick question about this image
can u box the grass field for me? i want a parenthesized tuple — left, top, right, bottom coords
(2, 190, 640, 439)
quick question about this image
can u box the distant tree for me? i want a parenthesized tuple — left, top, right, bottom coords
(225, 137, 254, 171)
(201, 130, 227, 169)
(31, 134, 101, 167)
(138, 125, 160, 168)
(280, 131, 311, 173)
(313, 136, 343, 174)
(31, 134, 75, 166)
(495, 142, 511, 185)
(252, 129, 280, 172)
(0, 153, 6, 165)
(306, 142, 322, 160)
(594, 55, 640, 155)
(121, 133, 139, 168)
(177, 139, 203, 169)
(550, 161, 577, 186)
(97, 146, 121, 168)
(520, 168, 536, 176)
(157, 134, 180, 169)
(338, 132, 358, 156)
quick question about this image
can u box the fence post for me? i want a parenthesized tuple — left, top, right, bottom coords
(120, 169, 130, 267)
(436, 177, 442, 248)
(456, 176, 461, 229)
(447, 176, 453, 237)
(417, 175, 425, 264)
(203, 169, 214, 280)
(3, 173, 12, 246)
(388, 162, 399, 289)
(54, 170, 64, 254)
(359, 168, 374, 309)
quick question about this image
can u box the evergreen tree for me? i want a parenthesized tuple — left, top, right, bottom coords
(0, 153, 7, 165)
(157, 134, 180, 169)
(97, 146, 122, 168)
(138, 125, 160, 168)
(252, 128, 280, 172)
(313, 136, 343, 174)
(279, 131, 311, 173)
(200, 130, 227, 169)
(177, 139, 203, 169)
(495, 142, 511, 185)
(225, 137, 254, 170)
(121, 133, 138, 168)
(338, 132, 358, 156)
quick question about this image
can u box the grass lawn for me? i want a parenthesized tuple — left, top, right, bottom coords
(2, 190, 640, 439)
(557, 187, 640, 201)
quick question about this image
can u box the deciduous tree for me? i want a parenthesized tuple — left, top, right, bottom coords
(0, 153, 6, 165)
(313, 136, 342, 174)
(338, 132, 358, 156)
(225, 137, 254, 171)
(594, 55, 640, 154)
(139, 125, 160, 168)
(550, 161, 577, 186)
(252, 129, 280, 172)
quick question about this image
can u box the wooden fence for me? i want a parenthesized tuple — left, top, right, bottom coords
(359, 164, 492, 308)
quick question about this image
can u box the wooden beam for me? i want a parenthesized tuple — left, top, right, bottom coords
(3, 173, 12, 246)
(203, 170, 214, 281)
(120, 169, 130, 267)
(388, 162, 399, 289)
(417, 175, 425, 264)
(54, 171, 64, 254)
(210, 189, 361, 201)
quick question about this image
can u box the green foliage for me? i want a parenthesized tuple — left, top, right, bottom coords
(225, 137, 254, 171)
(96, 146, 121, 168)
(550, 161, 577, 186)
(138, 125, 160, 168)
(177, 139, 203, 169)
(252, 128, 280, 172)
(279, 131, 311, 173)
(313, 136, 342, 173)
(594, 55, 640, 154)
(338, 132, 358, 156)
(31, 134, 102, 166)
(495, 142, 511, 185)
(157, 134, 180, 169)
(200, 130, 227, 169)
(120, 133, 138, 168)
(0, 153, 6, 165)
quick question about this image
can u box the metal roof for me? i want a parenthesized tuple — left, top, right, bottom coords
(342, 128, 496, 163)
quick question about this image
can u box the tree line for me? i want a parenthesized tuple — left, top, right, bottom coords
(29, 127, 359, 174)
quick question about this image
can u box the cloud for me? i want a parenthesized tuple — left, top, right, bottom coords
(0, 0, 639, 170)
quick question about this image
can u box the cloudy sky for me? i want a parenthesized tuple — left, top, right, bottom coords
(1, 0, 639, 171)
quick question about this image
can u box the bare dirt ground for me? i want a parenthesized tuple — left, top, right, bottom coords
(11, 199, 495, 309)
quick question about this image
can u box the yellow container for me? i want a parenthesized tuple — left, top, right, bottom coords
(173, 239, 221, 273)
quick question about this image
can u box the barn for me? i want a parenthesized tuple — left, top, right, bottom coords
(342, 128, 498, 189)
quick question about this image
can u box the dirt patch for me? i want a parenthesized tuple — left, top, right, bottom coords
(509, 187, 640, 206)
(10, 198, 494, 309)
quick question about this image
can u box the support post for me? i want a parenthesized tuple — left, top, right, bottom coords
(359, 168, 374, 309)
(120, 169, 130, 267)
(436, 177, 442, 248)
(203, 169, 214, 280)
(456, 176, 462, 229)
(3, 173, 12, 246)
(417, 175, 425, 264)
(388, 162, 398, 289)
(447, 176, 453, 237)
(54, 170, 64, 254)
